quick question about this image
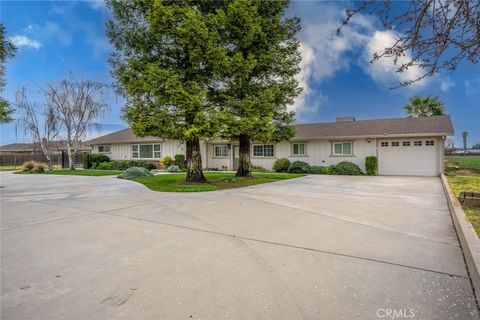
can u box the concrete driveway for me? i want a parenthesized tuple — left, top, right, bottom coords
(1, 172, 478, 320)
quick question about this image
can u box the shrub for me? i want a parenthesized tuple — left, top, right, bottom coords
(97, 162, 114, 170)
(365, 156, 378, 176)
(166, 165, 180, 173)
(288, 161, 311, 174)
(111, 160, 129, 171)
(22, 161, 35, 171)
(161, 155, 175, 168)
(118, 167, 154, 179)
(83, 154, 91, 169)
(335, 161, 363, 175)
(174, 154, 186, 169)
(273, 158, 290, 172)
(32, 162, 46, 173)
(136, 160, 156, 171)
(251, 165, 267, 172)
(310, 165, 337, 175)
(86, 154, 110, 169)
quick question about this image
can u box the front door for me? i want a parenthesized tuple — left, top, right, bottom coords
(233, 146, 240, 171)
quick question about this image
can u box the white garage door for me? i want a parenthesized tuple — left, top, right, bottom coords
(378, 139, 439, 176)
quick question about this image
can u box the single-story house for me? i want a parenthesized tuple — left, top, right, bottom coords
(85, 115, 454, 176)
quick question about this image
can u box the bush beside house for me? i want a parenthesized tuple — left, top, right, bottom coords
(288, 161, 311, 174)
(273, 158, 291, 172)
(365, 156, 378, 176)
(335, 161, 363, 175)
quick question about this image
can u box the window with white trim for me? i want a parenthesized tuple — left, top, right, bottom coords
(292, 143, 306, 155)
(332, 142, 353, 155)
(98, 145, 111, 153)
(426, 140, 435, 146)
(403, 141, 411, 146)
(253, 144, 274, 157)
(131, 144, 161, 159)
(214, 145, 229, 157)
(414, 141, 422, 146)
(391, 141, 400, 147)
(381, 142, 388, 147)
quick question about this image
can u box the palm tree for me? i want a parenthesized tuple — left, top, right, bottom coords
(462, 131, 468, 155)
(404, 96, 445, 117)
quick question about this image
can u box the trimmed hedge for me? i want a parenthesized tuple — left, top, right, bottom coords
(288, 161, 311, 174)
(118, 167, 154, 179)
(84, 154, 110, 169)
(335, 161, 363, 175)
(311, 165, 336, 175)
(95, 160, 156, 171)
(273, 158, 290, 172)
(365, 156, 378, 176)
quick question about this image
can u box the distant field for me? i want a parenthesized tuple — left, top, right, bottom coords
(445, 156, 480, 170)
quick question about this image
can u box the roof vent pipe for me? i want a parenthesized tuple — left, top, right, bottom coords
(336, 116, 355, 122)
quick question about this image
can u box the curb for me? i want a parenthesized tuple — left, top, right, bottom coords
(440, 174, 480, 300)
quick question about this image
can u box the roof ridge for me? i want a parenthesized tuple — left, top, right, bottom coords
(295, 114, 450, 126)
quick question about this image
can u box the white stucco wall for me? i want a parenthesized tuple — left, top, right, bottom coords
(91, 136, 443, 175)
(201, 138, 378, 171)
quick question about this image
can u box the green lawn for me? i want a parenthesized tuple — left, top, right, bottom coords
(446, 175, 480, 236)
(445, 156, 480, 177)
(134, 172, 305, 192)
(16, 169, 123, 176)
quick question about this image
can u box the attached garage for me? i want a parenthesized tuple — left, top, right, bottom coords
(378, 138, 442, 176)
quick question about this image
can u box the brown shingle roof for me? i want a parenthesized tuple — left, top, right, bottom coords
(294, 115, 453, 139)
(85, 115, 454, 144)
(85, 128, 163, 145)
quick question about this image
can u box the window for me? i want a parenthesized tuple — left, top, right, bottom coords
(381, 142, 389, 147)
(426, 140, 435, 146)
(132, 145, 139, 158)
(98, 145, 111, 153)
(132, 144, 161, 159)
(332, 142, 353, 155)
(292, 143, 306, 155)
(214, 145, 229, 157)
(414, 141, 422, 146)
(391, 141, 400, 147)
(403, 141, 411, 146)
(253, 144, 274, 157)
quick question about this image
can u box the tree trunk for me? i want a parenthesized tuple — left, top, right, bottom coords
(186, 137, 207, 183)
(67, 143, 75, 170)
(236, 134, 252, 177)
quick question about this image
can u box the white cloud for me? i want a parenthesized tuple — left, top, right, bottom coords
(439, 76, 454, 93)
(9, 35, 42, 49)
(287, 2, 442, 119)
(465, 79, 480, 96)
(87, 0, 106, 10)
(362, 30, 426, 88)
(26, 21, 72, 46)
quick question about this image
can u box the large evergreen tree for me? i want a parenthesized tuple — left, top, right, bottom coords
(106, 0, 225, 182)
(0, 24, 16, 124)
(215, 0, 302, 177)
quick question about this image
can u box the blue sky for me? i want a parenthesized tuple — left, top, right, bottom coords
(1, 0, 479, 147)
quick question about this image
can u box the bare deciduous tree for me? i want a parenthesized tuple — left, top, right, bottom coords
(339, 0, 480, 88)
(16, 87, 61, 170)
(45, 77, 108, 169)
